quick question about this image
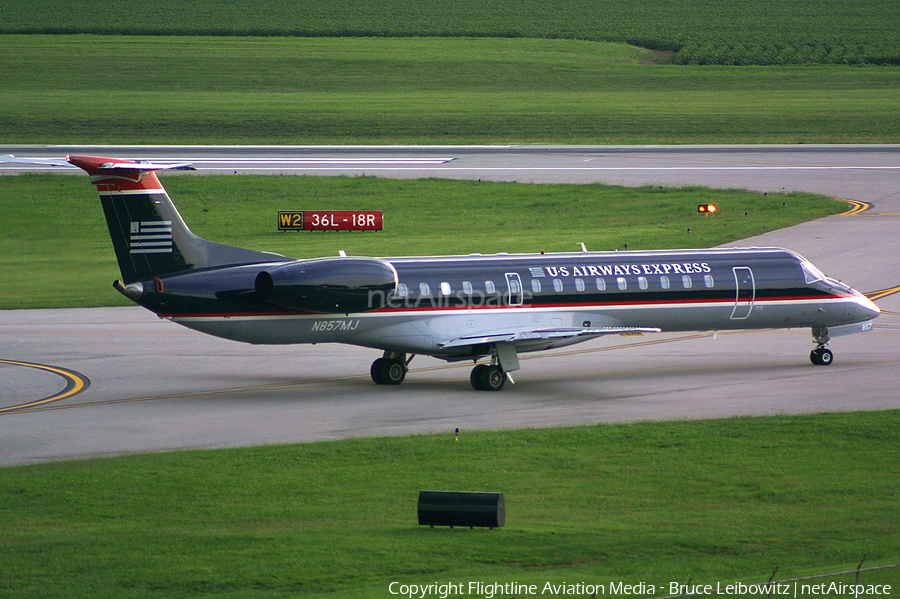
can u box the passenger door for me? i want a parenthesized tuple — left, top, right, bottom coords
(730, 266, 755, 319)
(505, 272, 523, 306)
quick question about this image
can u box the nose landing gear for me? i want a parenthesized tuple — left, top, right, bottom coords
(810, 346, 834, 366)
(810, 325, 834, 366)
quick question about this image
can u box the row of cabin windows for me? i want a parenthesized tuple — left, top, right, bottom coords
(395, 274, 716, 297)
(535, 274, 715, 293)
(396, 280, 498, 298)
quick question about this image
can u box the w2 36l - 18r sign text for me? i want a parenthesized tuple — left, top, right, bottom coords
(278, 211, 383, 231)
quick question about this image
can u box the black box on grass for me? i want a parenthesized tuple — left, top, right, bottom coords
(417, 491, 505, 529)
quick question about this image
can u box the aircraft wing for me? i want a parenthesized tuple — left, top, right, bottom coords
(438, 326, 661, 350)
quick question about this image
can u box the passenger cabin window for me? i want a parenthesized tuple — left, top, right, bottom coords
(531, 279, 542, 293)
(485, 280, 496, 294)
(575, 278, 585, 292)
(617, 277, 627, 291)
(440, 282, 452, 296)
(595, 278, 606, 291)
(553, 279, 563, 292)
(660, 276, 670, 290)
(419, 282, 431, 296)
(462, 281, 473, 294)
(704, 274, 715, 288)
(638, 276, 648, 290)
(682, 275, 692, 289)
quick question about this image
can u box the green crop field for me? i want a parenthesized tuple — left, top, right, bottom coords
(3, 0, 899, 65)
(2, 0, 899, 144)
(2, 36, 900, 145)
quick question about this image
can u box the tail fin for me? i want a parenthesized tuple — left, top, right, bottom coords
(67, 156, 282, 284)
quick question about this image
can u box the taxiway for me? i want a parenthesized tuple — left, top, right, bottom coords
(1, 145, 898, 464)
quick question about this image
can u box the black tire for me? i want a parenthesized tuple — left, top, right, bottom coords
(479, 365, 505, 391)
(470, 364, 487, 390)
(810, 348, 834, 366)
(370, 358, 387, 384)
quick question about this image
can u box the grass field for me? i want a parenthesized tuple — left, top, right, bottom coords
(3, 0, 899, 65)
(0, 173, 846, 310)
(2, 36, 900, 144)
(1, 412, 898, 599)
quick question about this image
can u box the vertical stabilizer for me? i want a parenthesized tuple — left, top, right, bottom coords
(67, 155, 282, 284)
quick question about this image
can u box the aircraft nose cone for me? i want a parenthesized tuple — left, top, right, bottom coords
(856, 291, 881, 320)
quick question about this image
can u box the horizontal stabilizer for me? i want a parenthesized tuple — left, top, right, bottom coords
(0, 155, 195, 172)
(66, 155, 195, 173)
(97, 161, 194, 171)
(0, 154, 72, 167)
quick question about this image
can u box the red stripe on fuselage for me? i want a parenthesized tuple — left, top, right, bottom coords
(159, 292, 847, 320)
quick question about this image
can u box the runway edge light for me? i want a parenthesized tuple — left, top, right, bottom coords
(698, 204, 718, 213)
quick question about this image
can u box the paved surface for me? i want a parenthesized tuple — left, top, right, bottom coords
(1, 145, 898, 465)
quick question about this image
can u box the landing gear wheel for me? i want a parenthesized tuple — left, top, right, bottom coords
(479, 365, 505, 391)
(383, 359, 406, 384)
(470, 364, 488, 390)
(371, 358, 386, 384)
(810, 347, 834, 366)
(371, 358, 406, 384)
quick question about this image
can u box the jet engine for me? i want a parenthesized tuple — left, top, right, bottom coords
(255, 257, 397, 313)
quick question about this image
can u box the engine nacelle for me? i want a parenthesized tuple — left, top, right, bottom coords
(255, 257, 397, 313)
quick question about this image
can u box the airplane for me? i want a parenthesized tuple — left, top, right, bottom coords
(5, 154, 881, 390)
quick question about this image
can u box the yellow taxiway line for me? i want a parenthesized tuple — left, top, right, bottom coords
(0, 359, 90, 414)
(839, 200, 871, 216)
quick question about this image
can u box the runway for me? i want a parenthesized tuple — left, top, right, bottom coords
(2, 145, 899, 465)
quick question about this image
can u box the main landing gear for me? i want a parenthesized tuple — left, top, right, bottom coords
(370, 343, 521, 391)
(470, 363, 506, 391)
(370, 351, 412, 385)
(810, 325, 834, 366)
(470, 343, 519, 392)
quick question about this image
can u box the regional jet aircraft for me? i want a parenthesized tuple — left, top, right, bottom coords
(10, 155, 882, 390)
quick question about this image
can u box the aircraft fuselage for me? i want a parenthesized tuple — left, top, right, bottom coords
(134, 247, 878, 362)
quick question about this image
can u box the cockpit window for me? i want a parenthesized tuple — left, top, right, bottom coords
(801, 261, 826, 284)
